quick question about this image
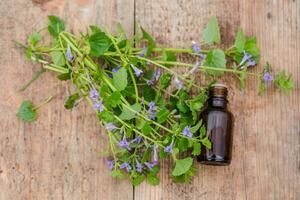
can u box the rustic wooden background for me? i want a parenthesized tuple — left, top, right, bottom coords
(0, 0, 299, 199)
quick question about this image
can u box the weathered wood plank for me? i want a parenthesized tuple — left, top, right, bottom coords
(134, 0, 300, 199)
(0, 0, 134, 199)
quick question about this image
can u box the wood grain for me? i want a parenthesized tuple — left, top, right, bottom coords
(135, 0, 300, 200)
(0, 0, 299, 199)
(0, 0, 134, 200)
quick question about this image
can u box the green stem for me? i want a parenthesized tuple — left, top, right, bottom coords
(33, 96, 53, 110)
(19, 68, 46, 92)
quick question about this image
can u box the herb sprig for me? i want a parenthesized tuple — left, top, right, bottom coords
(17, 16, 293, 185)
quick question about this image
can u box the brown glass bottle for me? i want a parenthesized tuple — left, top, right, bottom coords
(197, 84, 233, 165)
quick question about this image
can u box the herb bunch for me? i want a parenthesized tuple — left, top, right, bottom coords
(18, 16, 293, 186)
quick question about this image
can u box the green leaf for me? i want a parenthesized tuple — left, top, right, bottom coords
(201, 136, 212, 149)
(113, 67, 128, 91)
(158, 73, 172, 89)
(161, 50, 176, 67)
(190, 120, 202, 134)
(147, 175, 160, 186)
(48, 15, 65, 37)
(132, 175, 145, 186)
(141, 122, 152, 135)
(192, 142, 201, 156)
(28, 32, 42, 47)
(107, 91, 121, 108)
(57, 72, 71, 81)
(99, 110, 115, 123)
(244, 37, 260, 62)
(177, 138, 189, 151)
(274, 70, 293, 95)
(64, 93, 80, 109)
(119, 103, 141, 120)
(141, 27, 156, 56)
(17, 100, 37, 122)
(203, 16, 221, 45)
(172, 157, 194, 176)
(156, 108, 170, 124)
(234, 28, 246, 52)
(50, 51, 66, 67)
(199, 126, 206, 138)
(204, 49, 226, 76)
(88, 31, 111, 56)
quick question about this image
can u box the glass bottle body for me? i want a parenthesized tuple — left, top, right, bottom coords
(197, 97, 233, 165)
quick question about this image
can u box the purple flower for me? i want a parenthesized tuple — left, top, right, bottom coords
(120, 162, 131, 173)
(164, 143, 173, 153)
(146, 69, 161, 86)
(153, 145, 158, 163)
(112, 66, 120, 73)
(149, 101, 156, 111)
(147, 79, 154, 86)
(148, 111, 156, 120)
(182, 126, 193, 138)
(138, 44, 147, 57)
(175, 77, 184, 90)
(93, 100, 104, 112)
(136, 160, 142, 173)
(131, 136, 142, 144)
(154, 69, 161, 81)
(105, 123, 117, 132)
(118, 133, 131, 151)
(144, 162, 157, 171)
(106, 160, 115, 170)
(247, 59, 256, 67)
(263, 72, 273, 81)
(191, 41, 201, 54)
(130, 64, 143, 77)
(239, 50, 252, 66)
(148, 101, 156, 120)
(189, 61, 200, 74)
(89, 89, 99, 101)
(200, 54, 207, 62)
(66, 45, 74, 62)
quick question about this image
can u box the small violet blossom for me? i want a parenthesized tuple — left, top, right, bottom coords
(120, 162, 131, 173)
(136, 160, 142, 173)
(153, 145, 158, 163)
(191, 41, 201, 54)
(130, 64, 143, 77)
(131, 136, 142, 144)
(112, 66, 120, 73)
(182, 126, 193, 138)
(93, 100, 104, 112)
(144, 162, 157, 171)
(148, 101, 156, 120)
(174, 77, 184, 90)
(106, 160, 115, 170)
(89, 89, 99, 101)
(189, 61, 200, 74)
(118, 133, 131, 151)
(164, 143, 173, 153)
(247, 59, 256, 67)
(105, 123, 117, 132)
(147, 69, 161, 86)
(66, 45, 74, 62)
(239, 50, 252, 66)
(138, 44, 147, 57)
(263, 72, 273, 81)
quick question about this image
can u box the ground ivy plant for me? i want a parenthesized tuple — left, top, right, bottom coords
(17, 16, 293, 186)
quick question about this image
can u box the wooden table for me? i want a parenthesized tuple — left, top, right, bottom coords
(0, 0, 299, 199)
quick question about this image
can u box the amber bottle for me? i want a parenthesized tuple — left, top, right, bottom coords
(197, 84, 233, 165)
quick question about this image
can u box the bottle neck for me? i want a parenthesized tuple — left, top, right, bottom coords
(208, 97, 228, 109)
